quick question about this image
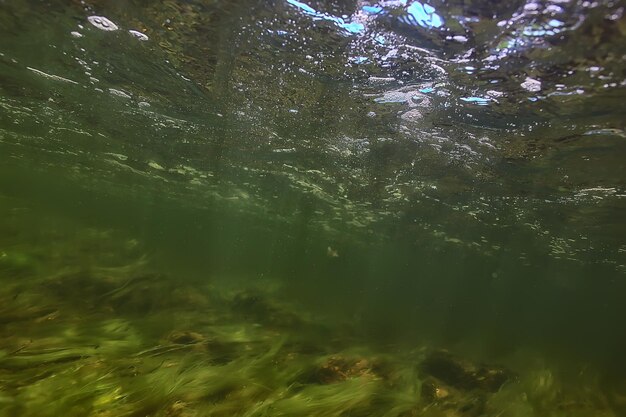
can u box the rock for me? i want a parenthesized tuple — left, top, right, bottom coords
(231, 291, 301, 328)
(419, 350, 512, 392)
(168, 331, 205, 345)
(421, 377, 452, 402)
(420, 375, 487, 417)
(306, 355, 381, 384)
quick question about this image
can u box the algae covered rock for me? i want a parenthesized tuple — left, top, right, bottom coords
(167, 331, 205, 345)
(311, 355, 381, 384)
(231, 290, 303, 328)
(415, 350, 516, 417)
(419, 349, 513, 392)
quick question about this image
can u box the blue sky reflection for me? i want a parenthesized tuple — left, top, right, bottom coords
(286, 0, 365, 34)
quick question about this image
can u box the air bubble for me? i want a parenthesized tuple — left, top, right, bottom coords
(129, 30, 149, 41)
(88, 16, 119, 31)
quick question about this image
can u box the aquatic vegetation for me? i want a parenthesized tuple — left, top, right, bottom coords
(0, 203, 622, 416)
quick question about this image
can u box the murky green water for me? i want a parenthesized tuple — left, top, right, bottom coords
(1, 0, 625, 415)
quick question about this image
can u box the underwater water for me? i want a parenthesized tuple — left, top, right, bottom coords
(1, 0, 626, 415)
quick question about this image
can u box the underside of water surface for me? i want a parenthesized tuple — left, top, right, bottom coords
(1, 0, 626, 416)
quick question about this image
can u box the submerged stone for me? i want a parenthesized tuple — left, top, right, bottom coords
(168, 331, 205, 345)
(419, 350, 513, 392)
(304, 355, 383, 384)
(231, 290, 302, 328)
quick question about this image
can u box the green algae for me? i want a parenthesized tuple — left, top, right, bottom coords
(0, 200, 622, 417)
